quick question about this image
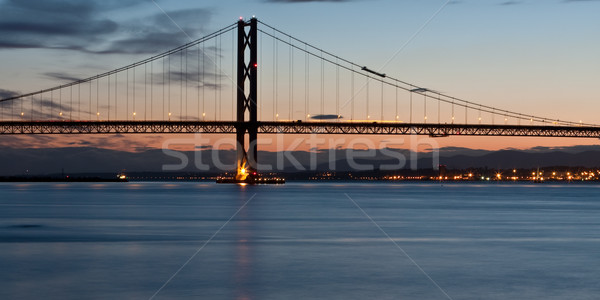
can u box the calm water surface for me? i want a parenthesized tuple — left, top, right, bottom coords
(1, 182, 599, 299)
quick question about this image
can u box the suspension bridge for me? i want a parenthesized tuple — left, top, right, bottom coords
(1, 18, 599, 179)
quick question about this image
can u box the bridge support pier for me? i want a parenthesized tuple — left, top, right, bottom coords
(235, 18, 258, 180)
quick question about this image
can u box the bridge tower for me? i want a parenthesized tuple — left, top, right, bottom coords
(235, 18, 258, 180)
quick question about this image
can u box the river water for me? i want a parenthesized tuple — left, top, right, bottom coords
(1, 182, 599, 299)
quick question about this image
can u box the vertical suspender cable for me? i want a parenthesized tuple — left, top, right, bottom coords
(423, 92, 427, 123)
(59, 86, 62, 118)
(78, 84, 81, 120)
(89, 81, 91, 120)
(115, 73, 118, 120)
(305, 43, 309, 120)
(180, 50, 183, 120)
(275, 33, 279, 120)
(395, 85, 398, 121)
(219, 35, 222, 121)
(162, 57, 165, 119)
(437, 95, 440, 124)
(380, 80, 384, 121)
(202, 43, 205, 119)
(185, 49, 188, 121)
(351, 65, 354, 120)
(214, 37, 218, 120)
(272, 30, 277, 118)
(96, 79, 99, 120)
(409, 91, 413, 123)
(133, 67, 136, 119)
(150, 61, 154, 120)
(320, 50, 324, 116)
(289, 37, 293, 120)
(107, 75, 110, 120)
(168, 55, 171, 119)
(126, 68, 129, 120)
(336, 58, 339, 119)
(232, 30, 235, 121)
(366, 76, 369, 119)
(145, 62, 148, 120)
(198, 44, 201, 120)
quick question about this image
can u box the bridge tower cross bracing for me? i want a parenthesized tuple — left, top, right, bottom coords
(235, 17, 258, 180)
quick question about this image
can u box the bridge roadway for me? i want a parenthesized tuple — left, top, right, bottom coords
(0, 121, 599, 138)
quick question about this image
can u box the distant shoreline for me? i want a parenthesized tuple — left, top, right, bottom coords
(0, 176, 127, 182)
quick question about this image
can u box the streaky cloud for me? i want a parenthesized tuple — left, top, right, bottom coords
(499, 1, 522, 5)
(310, 114, 343, 120)
(266, 0, 351, 2)
(44, 72, 82, 83)
(0, 1, 213, 55)
(0, 89, 20, 100)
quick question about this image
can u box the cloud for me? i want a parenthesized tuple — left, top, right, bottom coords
(67, 141, 93, 146)
(0, 96, 79, 120)
(0, 1, 213, 55)
(0, 0, 122, 50)
(44, 72, 82, 82)
(0, 89, 20, 100)
(0, 135, 57, 149)
(310, 114, 343, 120)
(99, 8, 213, 55)
(143, 47, 228, 89)
(266, 0, 351, 2)
(0, 134, 171, 153)
(499, 1, 522, 5)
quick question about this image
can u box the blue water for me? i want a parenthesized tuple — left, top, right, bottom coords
(1, 182, 599, 299)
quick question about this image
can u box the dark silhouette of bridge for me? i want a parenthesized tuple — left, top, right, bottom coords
(1, 18, 598, 178)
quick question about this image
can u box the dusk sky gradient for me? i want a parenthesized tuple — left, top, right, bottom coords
(0, 0, 599, 152)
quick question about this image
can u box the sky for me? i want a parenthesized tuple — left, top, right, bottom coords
(0, 0, 599, 152)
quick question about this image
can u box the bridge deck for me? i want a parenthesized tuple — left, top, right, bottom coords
(0, 121, 599, 138)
